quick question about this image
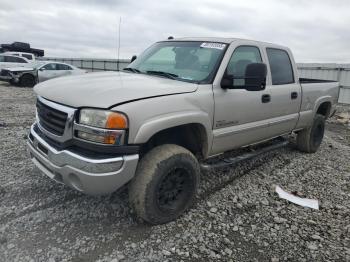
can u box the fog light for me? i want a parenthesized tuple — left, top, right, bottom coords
(77, 131, 105, 143)
(76, 130, 123, 145)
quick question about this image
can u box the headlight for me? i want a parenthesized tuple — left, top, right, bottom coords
(79, 109, 128, 129)
(75, 109, 128, 145)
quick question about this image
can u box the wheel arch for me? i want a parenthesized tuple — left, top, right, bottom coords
(134, 114, 212, 159)
(316, 101, 332, 118)
(20, 73, 37, 87)
(313, 96, 333, 119)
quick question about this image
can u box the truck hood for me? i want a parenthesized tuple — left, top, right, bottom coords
(34, 71, 198, 108)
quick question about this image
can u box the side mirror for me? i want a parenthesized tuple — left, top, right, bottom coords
(244, 63, 267, 91)
(221, 63, 267, 91)
(130, 55, 137, 63)
(39, 67, 45, 71)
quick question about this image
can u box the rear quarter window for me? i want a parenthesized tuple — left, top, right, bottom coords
(266, 48, 294, 85)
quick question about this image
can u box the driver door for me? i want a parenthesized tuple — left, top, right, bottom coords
(211, 44, 272, 155)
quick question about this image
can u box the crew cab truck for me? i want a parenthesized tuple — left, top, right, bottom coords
(27, 38, 339, 224)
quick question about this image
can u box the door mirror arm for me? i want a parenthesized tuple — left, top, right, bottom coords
(220, 74, 234, 89)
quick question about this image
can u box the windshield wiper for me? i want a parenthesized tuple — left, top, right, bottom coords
(123, 67, 141, 73)
(146, 70, 178, 80)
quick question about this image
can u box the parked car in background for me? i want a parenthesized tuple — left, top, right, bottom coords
(0, 61, 86, 87)
(0, 54, 29, 70)
(3, 51, 36, 61)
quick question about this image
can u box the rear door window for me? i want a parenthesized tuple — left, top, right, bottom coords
(57, 64, 73, 70)
(42, 63, 57, 70)
(266, 48, 294, 85)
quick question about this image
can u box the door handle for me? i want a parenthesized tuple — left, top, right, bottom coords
(261, 94, 271, 103)
(291, 92, 298, 99)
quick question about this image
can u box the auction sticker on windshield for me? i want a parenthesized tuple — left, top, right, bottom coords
(200, 42, 226, 50)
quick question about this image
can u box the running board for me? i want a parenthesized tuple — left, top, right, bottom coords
(200, 140, 289, 171)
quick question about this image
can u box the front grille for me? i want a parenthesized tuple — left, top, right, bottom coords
(36, 99, 68, 136)
(0, 70, 10, 77)
(33, 123, 63, 149)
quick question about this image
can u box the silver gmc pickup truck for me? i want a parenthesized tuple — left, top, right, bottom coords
(27, 37, 339, 224)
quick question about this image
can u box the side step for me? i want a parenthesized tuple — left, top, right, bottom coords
(200, 139, 289, 171)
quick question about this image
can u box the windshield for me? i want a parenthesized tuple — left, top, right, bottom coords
(127, 41, 227, 83)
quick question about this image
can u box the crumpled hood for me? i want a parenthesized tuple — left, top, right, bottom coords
(4, 67, 34, 72)
(34, 71, 198, 108)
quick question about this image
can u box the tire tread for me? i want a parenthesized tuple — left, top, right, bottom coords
(129, 144, 199, 224)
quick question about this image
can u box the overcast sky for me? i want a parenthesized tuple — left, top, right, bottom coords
(0, 0, 349, 62)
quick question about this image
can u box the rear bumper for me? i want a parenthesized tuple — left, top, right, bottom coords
(27, 124, 139, 195)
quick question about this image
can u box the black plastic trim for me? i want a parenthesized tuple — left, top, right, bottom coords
(72, 138, 139, 155)
(299, 78, 338, 84)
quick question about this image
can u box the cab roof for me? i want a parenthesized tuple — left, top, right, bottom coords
(166, 37, 289, 50)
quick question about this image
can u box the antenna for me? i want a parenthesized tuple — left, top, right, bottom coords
(117, 17, 121, 71)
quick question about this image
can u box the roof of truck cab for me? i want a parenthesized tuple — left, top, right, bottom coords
(166, 37, 289, 49)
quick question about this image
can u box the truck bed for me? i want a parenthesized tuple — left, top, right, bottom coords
(297, 78, 339, 129)
(299, 78, 339, 103)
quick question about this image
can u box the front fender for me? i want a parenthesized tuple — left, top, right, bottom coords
(134, 111, 213, 154)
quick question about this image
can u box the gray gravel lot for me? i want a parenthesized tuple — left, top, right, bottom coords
(0, 81, 349, 262)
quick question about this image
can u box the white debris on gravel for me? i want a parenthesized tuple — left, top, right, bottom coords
(0, 82, 349, 262)
(275, 185, 319, 210)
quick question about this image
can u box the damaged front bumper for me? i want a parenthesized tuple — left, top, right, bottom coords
(27, 124, 139, 195)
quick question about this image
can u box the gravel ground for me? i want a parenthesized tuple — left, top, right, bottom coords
(0, 82, 349, 262)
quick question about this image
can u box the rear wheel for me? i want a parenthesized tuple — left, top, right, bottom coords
(129, 144, 200, 224)
(296, 114, 325, 153)
(20, 74, 35, 87)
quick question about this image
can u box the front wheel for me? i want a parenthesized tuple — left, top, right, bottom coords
(129, 144, 200, 225)
(296, 114, 325, 153)
(20, 74, 35, 87)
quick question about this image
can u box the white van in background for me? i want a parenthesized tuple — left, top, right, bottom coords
(3, 52, 36, 61)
